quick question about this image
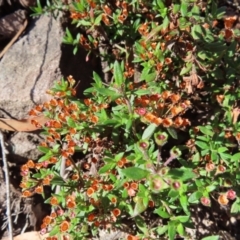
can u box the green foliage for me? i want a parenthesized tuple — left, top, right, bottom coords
(23, 0, 240, 239)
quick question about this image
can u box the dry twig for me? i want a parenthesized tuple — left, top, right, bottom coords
(0, 131, 13, 240)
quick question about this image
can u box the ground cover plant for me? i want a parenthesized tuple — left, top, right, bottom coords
(21, 0, 240, 239)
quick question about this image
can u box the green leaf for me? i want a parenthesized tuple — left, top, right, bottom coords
(192, 152, 200, 162)
(188, 191, 202, 203)
(180, 1, 188, 17)
(177, 223, 185, 236)
(168, 221, 176, 240)
(191, 24, 203, 40)
(114, 61, 124, 86)
(167, 168, 197, 181)
(134, 89, 152, 95)
(93, 72, 103, 87)
(157, 225, 168, 235)
(180, 62, 192, 76)
(131, 197, 148, 217)
(173, 215, 190, 223)
(201, 236, 219, 240)
(180, 195, 189, 215)
(38, 146, 51, 154)
(99, 163, 116, 174)
(231, 153, 240, 162)
(154, 207, 170, 218)
(231, 198, 240, 214)
(195, 140, 209, 149)
(219, 152, 231, 160)
(49, 225, 60, 236)
(51, 175, 66, 186)
(167, 127, 178, 139)
(142, 123, 157, 140)
(199, 126, 214, 136)
(94, 14, 103, 25)
(120, 167, 149, 180)
(95, 87, 121, 99)
(67, 117, 76, 128)
(217, 147, 228, 153)
(38, 153, 53, 162)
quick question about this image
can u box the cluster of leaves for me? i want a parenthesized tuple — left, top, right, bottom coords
(24, 0, 240, 239)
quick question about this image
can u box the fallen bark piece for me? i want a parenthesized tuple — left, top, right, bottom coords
(0, 115, 49, 131)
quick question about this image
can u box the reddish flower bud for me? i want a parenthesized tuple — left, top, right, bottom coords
(172, 181, 181, 189)
(200, 197, 211, 207)
(205, 163, 215, 172)
(227, 189, 236, 200)
(135, 108, 147, 116)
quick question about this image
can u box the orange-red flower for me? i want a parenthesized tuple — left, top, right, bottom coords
(50, 196, 59, 206)
(218, 194, 229, 206)
(112, 208, 121, 217)
(87, 213, 96, 222)
(43, 215, 52, 225)
(127, 235, 140, 240)
(60, 221, 70, 232)
(28, 109, 37, 116)
(87, 187, 95, 197)
(26, 160, 35, 168)
(162, 118, 173, 128)
(35, 185, 43, 194)
(22, 190, 32, 198)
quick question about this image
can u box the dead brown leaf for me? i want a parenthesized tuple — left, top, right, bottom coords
(232, 107, 240, 124)
(0, 115, 49, 132)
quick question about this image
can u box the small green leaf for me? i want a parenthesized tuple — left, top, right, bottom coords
(157, 225, 168, 235)
(168, 221, 176, 240)
(99, 163, 116, 174)
(38, 146, 51, 154)
(217, 147, 228, 153)
(168, 168, 197, 181)
(167, 127, 178, 139)
(173, 215, 189, 223)
(231, 198, 240, 214)
(38, 153, 53, 162)
(176, 223, 185, 236)
(195, 141, 209, 149)
(192, 152, 200, 162)
(191, 24, 203, 40)
(120, 167, 149, 180)
(154, 207, 170, 218)
(49, 225, 60, 236)
(51, 175, 66, 186)
(201, 236, 219, 240)
(180, 1, 188, 17)
(93, 72, 103, 87)
(188, 191, 202, 203)
(95, 88, 121, 100)
(231, 153, 240, 162)
(131, 197, 148, 217)
(142, 123, 157, 140)
(67, 117, 76, 128)
(199, 126, 214, 136)
(114, 61, 124, 86)
(180, 195, 189, 215)
(180, 62, 192, 76)
(94, 14, 102, 25)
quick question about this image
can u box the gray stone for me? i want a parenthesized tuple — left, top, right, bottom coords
(0, 14, 63, 119)
(9, 132, 44, 162)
